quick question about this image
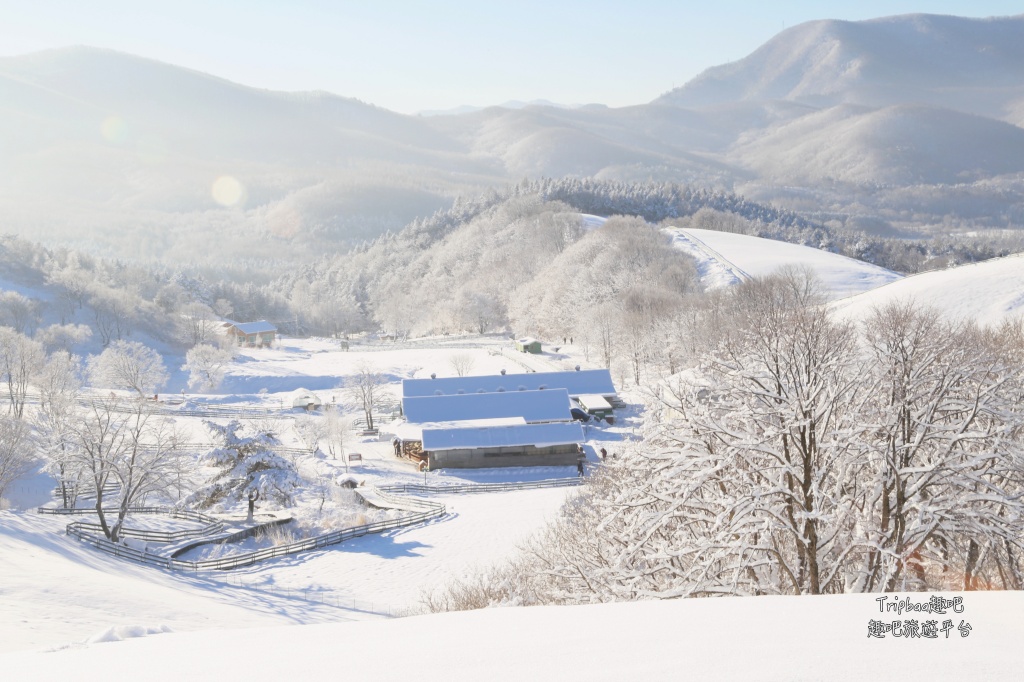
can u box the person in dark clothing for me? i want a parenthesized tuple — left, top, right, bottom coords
(576, 456, 585, 477)
(600, 447, 607, 461)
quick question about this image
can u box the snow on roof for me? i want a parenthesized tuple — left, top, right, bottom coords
(577, 394, 612, 410)
(402, 389, 572, 424)
(422, 422, 585, 451)
(517, 337, 539, 345)
(394, 417, 527, 442)
(230, 320, 277, 334)
(402, 369, 616, 399)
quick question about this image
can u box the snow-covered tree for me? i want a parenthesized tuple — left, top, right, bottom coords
(33, 351, 84, 508)
(34, 323, 92, 353)
(70, 397, 186, 542)
(0, 415, 33, 502)
(88, 340, 168, 398)
(853, 302, 1024, 591)
(188, 420, 300, 509)
(346, 362, 386, 432)
(182, 343, 233, 392)
(0, 328, 46, 418)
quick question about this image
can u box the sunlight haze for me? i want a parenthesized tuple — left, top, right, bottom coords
(0, 1, 1020, 112)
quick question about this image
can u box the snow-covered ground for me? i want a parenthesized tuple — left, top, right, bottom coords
(4, 589, 1020, 681)
(665, 227, 903, 298)
(3, 322, 1021, 678)
(0, 335, 634, 656)
(830, 252, 1024, 326)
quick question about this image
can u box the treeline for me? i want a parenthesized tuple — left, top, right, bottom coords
(6, 177, 1024, 354)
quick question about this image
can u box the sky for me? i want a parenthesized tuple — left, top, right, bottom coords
(0, 1, 1020, 114)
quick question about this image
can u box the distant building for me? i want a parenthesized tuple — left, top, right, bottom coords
(223, 320, 277, 347)
(514, 337, 542, 354)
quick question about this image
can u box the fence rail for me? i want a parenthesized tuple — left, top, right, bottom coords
(47, 488, 445, 573)
(38, 506, 225, 542)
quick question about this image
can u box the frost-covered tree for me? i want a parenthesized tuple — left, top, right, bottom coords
(34, 323, 92, 353)
(33, 351, 84, 508)
(188, 420, 300, 509)
(346, 362, 386, 432)
(182, 343, 233, 392)
(70, 397, 186, 542)
(88, 340, 168, 398)
(0, 291, 41, 335)
(854, 302, 1024, 592)
(0, 328, 46, 418)
(0, 415, 33, 502)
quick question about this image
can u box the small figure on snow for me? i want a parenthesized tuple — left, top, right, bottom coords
(576, 446, 586, 477)
(246, 489, 260, 522)
(600, 447, 607, 461)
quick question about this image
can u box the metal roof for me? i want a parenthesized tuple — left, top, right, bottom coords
(402, 388, 572, 424)
(402, 369, 616, 399)
(422, 421, 585, 451)
(231, 320, 277, 334)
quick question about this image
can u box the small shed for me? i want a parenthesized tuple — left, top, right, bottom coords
(515, 337, 542, 354)
(291, 389, 323, 411)
(577, 394, 614, 419)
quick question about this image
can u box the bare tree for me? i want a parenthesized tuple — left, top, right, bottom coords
(0, 291, 41, 335)
(88, 340, 169, 398)
(0, 415, 33, 502)
(0, 328, 46, 418)
(33, 351, 84, 508)
(71, 397, 185, 542)
(178, 301, 218, 346)
(346, 362, 386, 432)
(449, 353, 476, 377)
(854, 301, 1024, 592)
(323, 407, 353, 469)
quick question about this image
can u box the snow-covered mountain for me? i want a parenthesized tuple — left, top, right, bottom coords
(3, 14, 1024, 264)
(657, 14, 1024, 123)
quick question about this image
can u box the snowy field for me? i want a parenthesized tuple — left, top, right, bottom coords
(3, 256, 1023, 678)
(0, 335, 632, 657)
(4, 589, 1021, 681)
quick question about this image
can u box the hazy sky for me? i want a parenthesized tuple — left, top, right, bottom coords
(0, 1, 1020, 113)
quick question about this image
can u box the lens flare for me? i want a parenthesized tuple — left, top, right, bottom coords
(212, 176, 245, 207)
(100, 116, 127, 143)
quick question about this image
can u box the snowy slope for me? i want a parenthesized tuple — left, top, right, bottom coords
(830, 252, 1024, 326)
(665, 227, 903, 299)
(3, 590, 1020, 681)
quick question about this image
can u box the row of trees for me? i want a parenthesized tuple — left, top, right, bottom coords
(427, 271, 1024, 610)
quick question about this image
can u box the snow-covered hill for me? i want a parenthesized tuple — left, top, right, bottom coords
(3, 588, 1020, 681)
(665, 227, 903, 299)
(830, 252, 1024, 325)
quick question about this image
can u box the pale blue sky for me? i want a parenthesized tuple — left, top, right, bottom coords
(0, 1, 1019, 113)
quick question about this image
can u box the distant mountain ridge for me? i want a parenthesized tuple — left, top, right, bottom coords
(1, 14, 1023, 266)
(657, 14, 1024, 122)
